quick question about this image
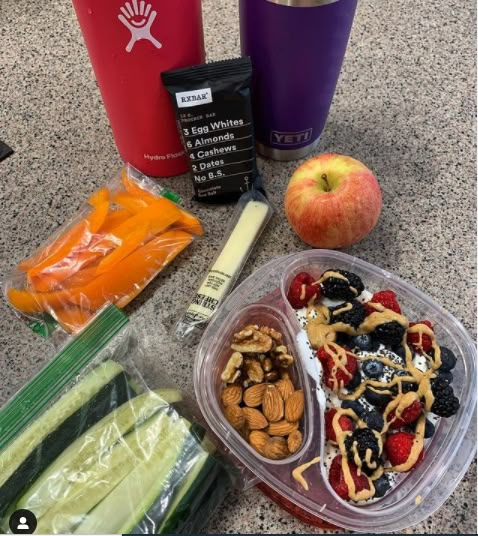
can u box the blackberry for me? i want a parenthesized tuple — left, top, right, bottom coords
(341, 399, 365, 417)
(346, 370, 362, 391)
(330, 300, 366, 329)
(345, 428, 381, 475)
(372, 321, 406, 347)
(431, 377, 460, 417)
(364, 387, 392, 408)
(373, 474, 391, 498)
(335, 332, 352, 347)
(362, 360, 384, 379)
(362, 409, 384, 432)
(320, 269, 364, 301)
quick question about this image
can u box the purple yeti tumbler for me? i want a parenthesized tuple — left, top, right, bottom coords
(239, 0, 357, 160)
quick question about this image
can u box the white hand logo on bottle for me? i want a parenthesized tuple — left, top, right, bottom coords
(118, 0, 162, 53)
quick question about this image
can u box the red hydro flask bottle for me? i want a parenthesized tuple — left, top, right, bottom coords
(72, 0, 205, 177)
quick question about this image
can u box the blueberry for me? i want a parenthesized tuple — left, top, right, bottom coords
(373, 474, 391, 498)
(438, 347, 457, 372)
(362, 360, 384, 379)
(391, 344, 413, 361)
(351, 334, 373, 352)
(437, 370, 453, 384)
(341, 399, 365, 417)
(424, 418, 436, 438)
(364, 387, 392, 408)
(362, 409, 384, 432)
(347, 370, 362, 391)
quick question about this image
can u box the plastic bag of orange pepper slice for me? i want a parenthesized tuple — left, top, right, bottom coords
(4, 163, 204, 339)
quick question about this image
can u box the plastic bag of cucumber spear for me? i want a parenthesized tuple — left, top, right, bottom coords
(0, 305, 237, 534)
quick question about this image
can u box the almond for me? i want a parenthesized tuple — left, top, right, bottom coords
(264, 436, 289, 460)
(276, 378, 294, 401)
(287, 430, 303, 454)
(221, 384, 242, 407)
(263, 385, 284, 423)
(266, 419, 299, 436)
(243, 407, 268, 430)
(243, 383, 267, 407)
(285, 390, 304, 422)
(249, 430, 269, 456)
(224, 404, 245, 430)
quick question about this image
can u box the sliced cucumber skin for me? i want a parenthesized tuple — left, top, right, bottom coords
(131, 434, 209, 534)
(181, 466, 233, 534)
(17, 390, 170, 517)
(0, 368, 133, 518)
(36, 410, 174, 534)
(73, 416, 191, 535)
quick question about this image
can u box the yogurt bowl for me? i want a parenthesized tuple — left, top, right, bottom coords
(195, 250, 476, 533)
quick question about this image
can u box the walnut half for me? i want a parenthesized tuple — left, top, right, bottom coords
(221, 352, 243, 383)
(231, 326, 273, 354)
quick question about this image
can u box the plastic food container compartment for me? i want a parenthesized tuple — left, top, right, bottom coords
(194, 250, 477, 533)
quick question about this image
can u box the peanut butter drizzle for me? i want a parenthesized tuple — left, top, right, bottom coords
(332, 408, 376, 501)
(292, 456, 321, 491)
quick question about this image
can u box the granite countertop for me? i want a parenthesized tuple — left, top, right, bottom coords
(0, 0, 476, 533)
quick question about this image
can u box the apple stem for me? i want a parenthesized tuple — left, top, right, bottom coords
(321, 174, 331, 192)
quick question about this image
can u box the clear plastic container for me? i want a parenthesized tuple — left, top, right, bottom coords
(195, 250, 477, 533)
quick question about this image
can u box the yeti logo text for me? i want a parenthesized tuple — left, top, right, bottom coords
(176, 88, 213, 108)
(271, 129, 313, 145)
(118, 1, 162, 53)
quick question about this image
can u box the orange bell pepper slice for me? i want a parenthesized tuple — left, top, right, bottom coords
(121, 169, 158, 205)
(8, 230, 194, 319)
(112, 192, 149, 213)
(88, 187, 110, 207)
(67, 229, 193, 311)
(53, 306, 94, 334)
(95, 223, 148, 275)
(121, 169, 204, 236)
(27, 201, 110, 292)
(99, 209, 132, 233)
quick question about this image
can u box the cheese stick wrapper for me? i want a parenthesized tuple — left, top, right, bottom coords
(175, 188, 273, 342)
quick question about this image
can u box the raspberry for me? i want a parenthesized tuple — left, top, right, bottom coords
(328, 455, 370, 501)
(317, 346, 358, 391)
(365, 290, 402, 316)
(407, 320, 434, 353)
(387, 399, 423, 429)
(385, 432, 423, 469)
(287, 272, 319, 309)
(325, 408, 354, 442)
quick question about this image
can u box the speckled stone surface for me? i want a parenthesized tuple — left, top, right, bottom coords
(0, 0, 476, 533)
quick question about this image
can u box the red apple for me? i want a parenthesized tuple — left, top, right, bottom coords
(284, 154, 382, 249)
